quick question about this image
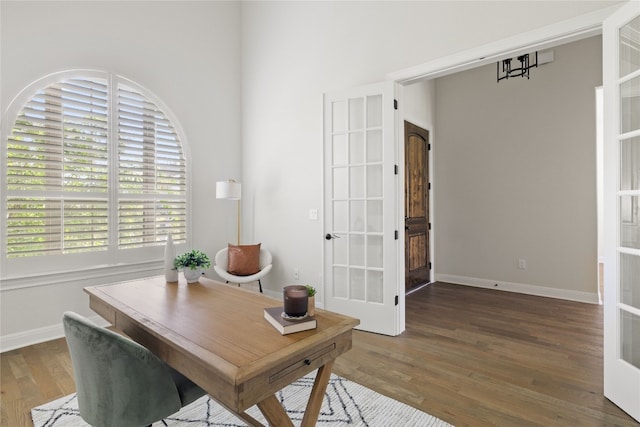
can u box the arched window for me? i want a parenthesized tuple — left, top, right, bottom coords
(1, 70, 189, 280)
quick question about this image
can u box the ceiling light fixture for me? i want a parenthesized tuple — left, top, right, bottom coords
(497, 52, 538, 83)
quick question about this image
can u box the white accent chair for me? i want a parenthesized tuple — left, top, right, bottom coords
(213, 247, 272, 293)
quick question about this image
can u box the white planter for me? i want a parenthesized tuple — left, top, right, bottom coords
(164, 234, 179, 283)
(183, 267, 202, 283)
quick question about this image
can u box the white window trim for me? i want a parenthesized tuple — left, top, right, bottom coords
(0, 69, 192, 289)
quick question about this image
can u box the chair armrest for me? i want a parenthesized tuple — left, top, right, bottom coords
(214, 264, 272, 284)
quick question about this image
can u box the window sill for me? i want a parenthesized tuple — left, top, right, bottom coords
(0, 260, 163, 291)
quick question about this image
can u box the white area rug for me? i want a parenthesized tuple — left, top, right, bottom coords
(31, 373, 452, 426)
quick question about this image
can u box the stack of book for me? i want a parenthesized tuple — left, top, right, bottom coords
(264, 307, 317, 335)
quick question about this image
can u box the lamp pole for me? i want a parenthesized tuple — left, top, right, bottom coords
(236, 199, 241, 245)
(216, 179, 242, 245)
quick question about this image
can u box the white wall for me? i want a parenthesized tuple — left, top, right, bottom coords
(241, 1, 616, 303)
(0, 1, 242, 349)
(433, 36, 602, 301)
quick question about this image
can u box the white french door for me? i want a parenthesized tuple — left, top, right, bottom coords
(603, 1, 640, 422)
(323, 81, 402, 336)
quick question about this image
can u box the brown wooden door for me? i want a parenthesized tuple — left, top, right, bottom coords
(404, 121, 430, 290)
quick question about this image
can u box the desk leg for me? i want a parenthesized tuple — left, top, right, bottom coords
(300, 359, 335, 427)
(257, 394, 294, 427)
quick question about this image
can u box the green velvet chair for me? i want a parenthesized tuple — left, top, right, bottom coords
(63, 311, 206, 427)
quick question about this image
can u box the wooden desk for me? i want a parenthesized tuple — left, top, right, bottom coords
(84, 276, 359, 427)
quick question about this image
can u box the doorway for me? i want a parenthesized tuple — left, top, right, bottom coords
(396, 2, 640, 419)
(404, 121, 431, 291)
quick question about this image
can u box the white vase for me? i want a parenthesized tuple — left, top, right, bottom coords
(183, 267, 202, 283)
(164, 234, 179, 282)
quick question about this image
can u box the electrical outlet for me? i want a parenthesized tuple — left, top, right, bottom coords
(294, 268, 299, 280)
(518, 259, 527, 270)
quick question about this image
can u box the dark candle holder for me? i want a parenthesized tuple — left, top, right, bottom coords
(283, 285, 308, 317)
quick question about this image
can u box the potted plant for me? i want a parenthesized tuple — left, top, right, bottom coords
(174, 249, 211, 283)
(305, 285, 316, 317)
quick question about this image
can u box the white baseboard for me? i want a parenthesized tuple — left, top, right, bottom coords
(435, 274, 600, 304)
(0, 315, 110, 353)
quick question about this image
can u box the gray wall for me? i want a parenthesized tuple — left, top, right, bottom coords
(433, 36, 602, 300)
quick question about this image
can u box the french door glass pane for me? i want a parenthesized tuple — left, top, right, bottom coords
(350, 166, 365, 198)
(350, 268, 365, 301)
(367, 130, 383, 162)
(621, 196, 640, 249)
(334, 236, 347, 264)
(367, 235, 383, 268)
(333, 168, 348, 199)
(366, 95, 383, 127)
(367, 270, 383, 303)
(367, 165, 383, 197)
(334, 200, 348, 231)
(621, 311, 640, 369)
(621, 137, 640, 191)
(621, 76, 640, 134)
(620, 16, 640, 77)
(367, 200, 383, 232)
(333, 134, 347, 165)
(350, 235, 365, 266)
(350, 201, 365, 232)
(350, 132, 364, 164)
(333, 267, 348, 299)
(332, 101, 346, 132)
(349, 98, 364, 130)
(621, 253, 640, 309)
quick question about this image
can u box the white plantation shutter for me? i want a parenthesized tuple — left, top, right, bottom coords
(6, 78, 109, 257)
(117, 84, 186, 248)
(3, 72, 188, 262)
(63, 199, 109, 252)
(5, 198, 63, 256)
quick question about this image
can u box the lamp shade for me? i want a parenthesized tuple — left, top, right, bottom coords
(216, 180, 241, 200)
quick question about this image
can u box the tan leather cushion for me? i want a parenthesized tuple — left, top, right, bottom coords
(227, 243, 261, 276)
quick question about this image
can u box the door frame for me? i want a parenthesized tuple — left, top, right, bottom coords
(388, 4, 619, 84)
(396, 85, 436, 296)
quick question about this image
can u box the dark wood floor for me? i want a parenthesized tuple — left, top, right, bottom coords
(1, 334, 75, 426)
(1, 282, 638, 426)
(334, 282, 638, 426)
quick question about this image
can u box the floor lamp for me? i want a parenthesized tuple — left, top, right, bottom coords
(216, 179, 242, 245)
